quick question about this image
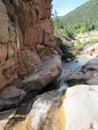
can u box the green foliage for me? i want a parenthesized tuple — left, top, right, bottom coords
(58, 37, 87, 59)
(71, 40, 87, 55)
(52, 0, 98, 37)
(57, 38, 74, 60)
(52, 0, 98, 59)
(90, 38, 98, 45)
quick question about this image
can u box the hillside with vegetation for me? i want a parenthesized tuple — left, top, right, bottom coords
(53, 0, 98, 37)
(52, 0, 98, 58)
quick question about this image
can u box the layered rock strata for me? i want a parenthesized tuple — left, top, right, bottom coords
(0, 0, 62, 110)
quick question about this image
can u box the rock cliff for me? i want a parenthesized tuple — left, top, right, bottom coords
(0, 0, 62, 110)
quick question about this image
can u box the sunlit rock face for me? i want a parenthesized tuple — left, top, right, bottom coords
(4, 90, 65, 130)
(63, 85, 98, 130)
(83, 43, 98, 58)
(0, 0, 62, 110)
(1, 85, 98, 130)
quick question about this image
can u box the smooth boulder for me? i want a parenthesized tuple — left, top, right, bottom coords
(4, 90, 65, 130)
(63, 85, 98, 130)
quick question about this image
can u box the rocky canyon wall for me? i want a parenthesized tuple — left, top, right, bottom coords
(0, 0, 62, 110)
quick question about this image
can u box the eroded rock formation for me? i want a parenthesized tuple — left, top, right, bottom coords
(4, 90, 65, 130)
(0, 0, 62, 110)
(2, 84, 98, 130)
(65, 58, 98, 85)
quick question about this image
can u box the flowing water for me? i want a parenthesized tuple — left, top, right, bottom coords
(58, 56, 94, 130)
(0, 56, 93, 130)
(62, 56, 91, 70)
(57, 56, 92, 90)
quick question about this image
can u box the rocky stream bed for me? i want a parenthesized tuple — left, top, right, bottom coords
(1, 0, 98, 129)
(1, 53, 98, 130)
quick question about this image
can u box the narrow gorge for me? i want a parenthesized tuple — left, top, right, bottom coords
(0, 0, 98, 130)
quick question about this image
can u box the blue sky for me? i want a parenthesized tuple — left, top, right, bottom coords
(52, 0, 89, 16)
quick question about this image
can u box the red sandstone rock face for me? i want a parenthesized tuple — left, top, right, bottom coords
(0, 0, 62, 110)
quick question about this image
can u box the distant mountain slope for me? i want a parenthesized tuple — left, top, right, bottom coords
(61, 0, 98, 25)
(53, 0, 98, 36)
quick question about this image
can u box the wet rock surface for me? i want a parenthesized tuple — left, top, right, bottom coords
(0, 109, 16, 130)
(65, 57, 98, 86)
(0, 0, 63, 129)
(1, 56, 98, 130)
(1, 84, 98, 130)
(1, 0, 98, 130)
(0, 88, 65, 130)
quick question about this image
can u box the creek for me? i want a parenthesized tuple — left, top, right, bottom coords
(0, 55, 93, 130)
(58, 55, 92, 88)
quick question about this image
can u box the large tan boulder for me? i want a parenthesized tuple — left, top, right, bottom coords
(65, 58, 98, 85)
(63, 85, 98, 130)
(4, 90, 65, 130)
(1, 85, 98, 130)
